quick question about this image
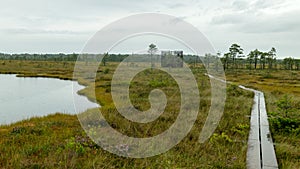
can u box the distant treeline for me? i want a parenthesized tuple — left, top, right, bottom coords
(1, 47, 299, 70)
(0, 53, 198, 63)
(0, 53, 79, 61)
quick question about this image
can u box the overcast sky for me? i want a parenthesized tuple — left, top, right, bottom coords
(0, 0, 299, 58)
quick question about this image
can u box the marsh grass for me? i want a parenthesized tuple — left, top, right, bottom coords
(0, 60, 253, 168)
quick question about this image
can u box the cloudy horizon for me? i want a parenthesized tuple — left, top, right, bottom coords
(0, 0, 300, 58)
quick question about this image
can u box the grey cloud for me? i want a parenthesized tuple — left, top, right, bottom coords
(0, 0, 299, 57)
(167, 3, 187, 9)
(211, 11, 300, 34)
(211, 13, 249, 25)
(252, 0, 285, 10)
(232, 0, 249, 10)
(1, 28, 90, 35)
(240, 11, 300, 34)
(210, 0, 300, 34)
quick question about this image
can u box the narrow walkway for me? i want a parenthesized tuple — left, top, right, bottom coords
(205, 74, 278, 169)
(239, 86, 278, 169)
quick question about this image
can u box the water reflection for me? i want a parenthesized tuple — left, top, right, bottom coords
(0, 74, 99, 125)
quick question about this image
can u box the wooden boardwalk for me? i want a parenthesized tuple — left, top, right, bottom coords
(239, 86, 278, 169)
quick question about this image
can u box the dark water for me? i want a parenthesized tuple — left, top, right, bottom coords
(0, 74, 99, 125)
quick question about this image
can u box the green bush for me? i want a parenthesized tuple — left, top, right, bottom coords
(103, 68, 109, 74)
(270, 117, 300, 135)
(276, 94, 294, 117)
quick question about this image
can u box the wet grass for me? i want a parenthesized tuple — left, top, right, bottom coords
(0, 60, 253, 168)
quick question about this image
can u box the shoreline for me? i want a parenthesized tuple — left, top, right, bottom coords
(0, 72, 100, 126)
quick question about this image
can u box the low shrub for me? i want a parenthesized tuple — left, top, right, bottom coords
(270, 117, 300, 135)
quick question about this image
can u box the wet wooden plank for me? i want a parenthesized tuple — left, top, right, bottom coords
(247, 92, 261, 169)
(259, 93, 278, 169)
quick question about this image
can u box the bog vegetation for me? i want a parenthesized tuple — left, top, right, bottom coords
(0, 43, 299, 168)
(0, 60, 253, 168)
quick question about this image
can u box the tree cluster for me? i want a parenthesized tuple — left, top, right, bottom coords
(221, 44, 300, 70)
